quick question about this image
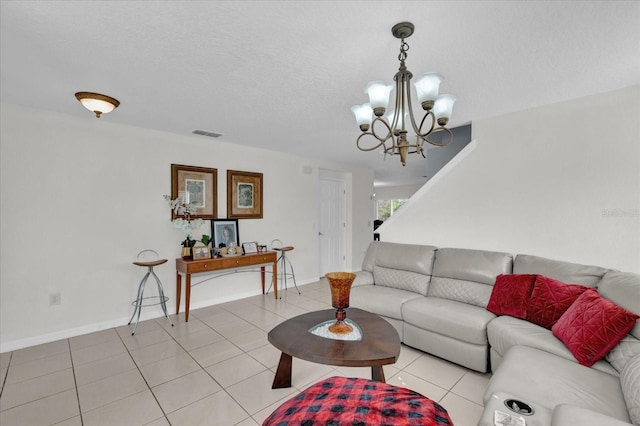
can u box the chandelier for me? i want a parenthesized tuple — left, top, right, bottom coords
(351, 22, 456, 166)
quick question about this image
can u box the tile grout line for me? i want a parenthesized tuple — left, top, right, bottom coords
(117, 321, 173, 425)
(67, 338, 85, 426)
(0, 352, 12, 400)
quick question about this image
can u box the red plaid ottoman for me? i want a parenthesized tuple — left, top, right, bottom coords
(263, 376, 453, 425)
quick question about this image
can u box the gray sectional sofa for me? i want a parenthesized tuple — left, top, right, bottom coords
(350, 241, 640, 426)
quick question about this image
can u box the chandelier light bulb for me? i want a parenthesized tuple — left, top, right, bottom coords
(351, 103, 373, 131)
(364, 81, 393, 115)
(414, 73, 444, 108)
(433, 94, 456, 125)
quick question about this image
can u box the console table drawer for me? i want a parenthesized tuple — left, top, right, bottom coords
(217, 255, 272, 269)
(188, 261, 218, 273)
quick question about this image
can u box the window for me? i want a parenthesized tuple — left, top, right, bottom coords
(376, 199, 407, 221)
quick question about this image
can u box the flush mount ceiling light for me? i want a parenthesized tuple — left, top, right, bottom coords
(351, 22, 456, 166)
(74, 92, 120, 118)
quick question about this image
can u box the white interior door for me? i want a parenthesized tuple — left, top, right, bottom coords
(319, 177, 346, 276)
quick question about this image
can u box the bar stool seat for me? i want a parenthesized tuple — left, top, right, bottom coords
(128, 250, 173, 335)
(268, 240, 300, 298)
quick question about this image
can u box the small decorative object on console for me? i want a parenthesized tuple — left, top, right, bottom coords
(242, 242, 258, 254)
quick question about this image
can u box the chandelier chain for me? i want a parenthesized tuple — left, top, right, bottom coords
(398, 39, 409, 62)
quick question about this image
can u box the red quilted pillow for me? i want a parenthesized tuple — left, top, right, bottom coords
(552, 289, 639, 366)
(526, 275, 589, 329)
(487, 274, 537, 318)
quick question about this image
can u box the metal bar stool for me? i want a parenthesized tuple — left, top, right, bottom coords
(268, 239, 300, 298)
(128, 249, 173, 335)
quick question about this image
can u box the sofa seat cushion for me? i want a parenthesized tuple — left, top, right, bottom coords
(350, 285, 422, 320)
(487, 316, 618, 375)
(551, 404, 633, 426)
(484, 345, 631, 423)
(402, 297, 495, 345)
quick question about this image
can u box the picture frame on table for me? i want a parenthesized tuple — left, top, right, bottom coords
(212, 219, 240, 249)
(171, 164, 218, 220)
(192, 245, 211, 260)
(227, 170, 263, 219)
(242, 242, 258, 254)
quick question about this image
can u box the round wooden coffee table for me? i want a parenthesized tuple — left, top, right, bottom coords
(268, 308, 401, 389)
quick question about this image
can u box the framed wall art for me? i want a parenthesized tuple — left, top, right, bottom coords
(171, 164, 218, 220)
(211, 219, 239, 249)
(227, 170, 263, 219)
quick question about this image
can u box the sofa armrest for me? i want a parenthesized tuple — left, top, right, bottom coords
(352, 270, 374, 287)
(551, 404, 633, 426)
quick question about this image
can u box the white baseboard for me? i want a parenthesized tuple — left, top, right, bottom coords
(0, 279, 317, 353)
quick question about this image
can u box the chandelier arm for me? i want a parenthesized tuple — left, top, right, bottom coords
(369, 116, 394, 144)
(424, 127, 454, 147)
(415, 111, 437, 140)
(356, 133, 387, 152)
(357, 117, 396, 152)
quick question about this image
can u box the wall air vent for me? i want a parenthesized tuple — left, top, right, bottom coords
(192, 130, 222, 138)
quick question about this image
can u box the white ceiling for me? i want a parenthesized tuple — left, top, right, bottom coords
(1, 1, 638, 187)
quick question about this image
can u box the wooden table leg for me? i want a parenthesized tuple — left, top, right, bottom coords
(261, 266, 266, 294)
(273, 260, 278, 299)
(176, 271, 182, 316)
(371, 366, 385, 383)
(185, 273, 191, 322)
(272, 352, 292, 389)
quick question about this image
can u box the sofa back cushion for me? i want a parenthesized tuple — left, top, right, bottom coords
(373, 266, 431, 296)
(428, 248, 513, 307)
(365, 242, 437, 296)
(621, 354, 640, 426)
(373, 242, 437, 275)
(513, 254, 607, 287)
(598, 271, 640, 339)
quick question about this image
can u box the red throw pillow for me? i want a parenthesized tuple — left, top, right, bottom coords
(487, 274, 538, 318)
(526, 275, 589, 329)
(552, 289, 639, 366)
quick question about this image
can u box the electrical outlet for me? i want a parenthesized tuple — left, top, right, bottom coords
(49, 293, 61, 306)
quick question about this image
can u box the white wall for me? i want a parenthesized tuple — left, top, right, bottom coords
(381, 86, 640, 273)
(0, 103, 373, 351)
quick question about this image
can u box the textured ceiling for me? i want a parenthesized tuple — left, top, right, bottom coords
(1, 1, 639, 187)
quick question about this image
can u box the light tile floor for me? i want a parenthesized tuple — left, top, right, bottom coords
(0, 280, 490, 426)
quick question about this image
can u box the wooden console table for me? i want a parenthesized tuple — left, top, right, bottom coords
(175, 251, 278, 322)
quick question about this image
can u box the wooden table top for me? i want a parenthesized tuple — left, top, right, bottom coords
(267, 308, 401, 368)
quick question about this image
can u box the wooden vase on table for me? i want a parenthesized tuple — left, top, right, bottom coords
(325, 272, 356, 334)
